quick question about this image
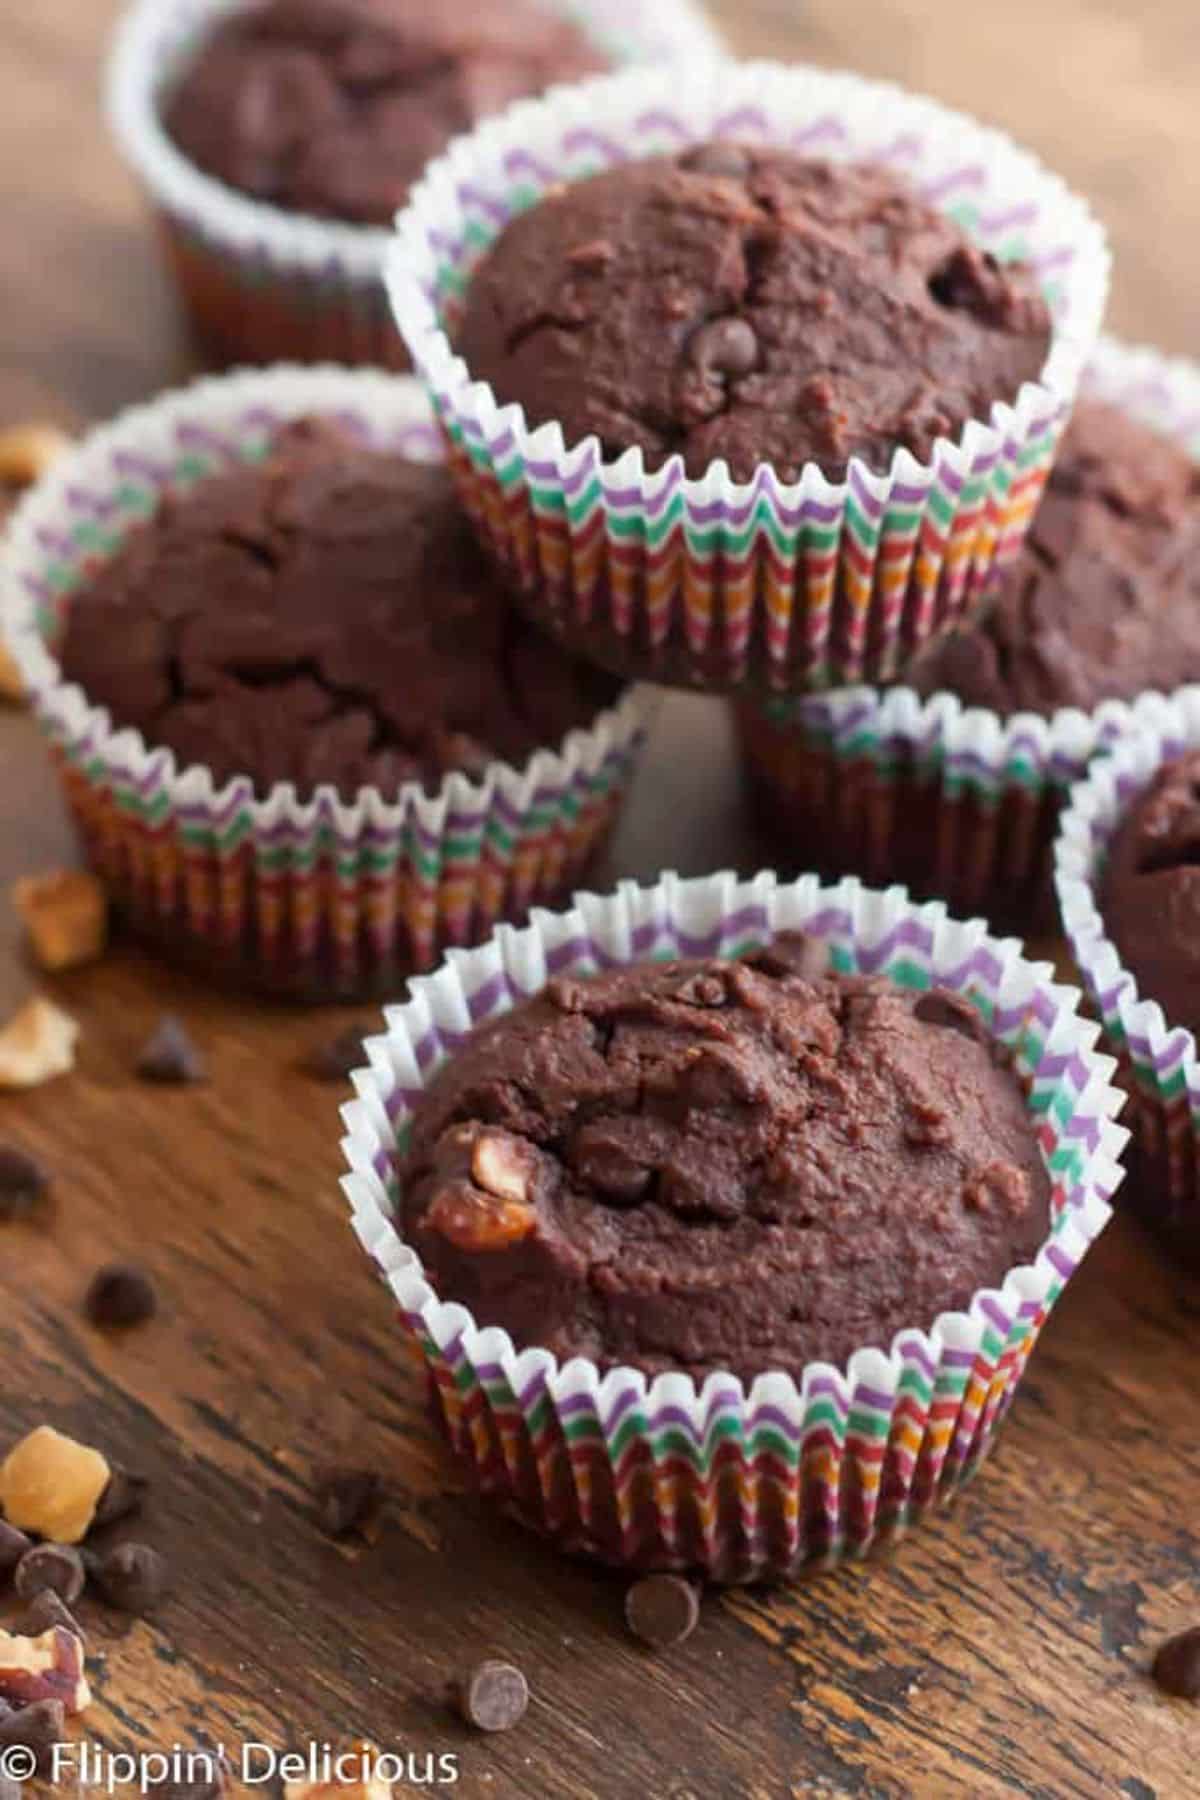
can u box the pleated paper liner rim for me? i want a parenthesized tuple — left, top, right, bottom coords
(106, 0, 728, 283)
(1056, 686, 1200, 1142)
(0, 361, 646, 863)
(341, 870, 1128, 1576)
(742, 333, 1200, 799)
(387, 57, 1109, 541)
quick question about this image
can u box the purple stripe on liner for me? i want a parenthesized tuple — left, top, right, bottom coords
(852, 1384, 896, 1411)
(789, 116, 847, 150)
(20, 573, 52, 602)
(112, 449, 171, 483)
(978, 1297, 1012, 1335)
(175, 422, 239, 460)
(921, 165, 986, 203)
(561, 127, 627, 164)
(35, 526, 76, 556)
(634, 109, 691, 140)
(874, 132, 922, 164)
(979, 202, 1038, 235)
(1031, 245, 1077, 274)
(456, 183, 509, 226)
(711, 106, 770, 138)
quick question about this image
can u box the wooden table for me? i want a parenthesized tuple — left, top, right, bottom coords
(2, 4, 1199, 1796)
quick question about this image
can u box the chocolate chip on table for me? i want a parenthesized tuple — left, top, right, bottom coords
(92, 1466, 148, 1530)
(302, 1024, 372, 1083)
(1153, 1626, 1200, 1699)
(0, 1520, 31, 1576)
(454, 1660, 529, 1733)
(85, 1263, 157, 1329)
(624, 1574, 700, 1649)
(90, 1541, 168, 1614)
(13, 1544, 85, 1607)
(17, 1588, 85, 1649)
(136, 1016, 205, 1084)
(0, 1698, 66, 1775)
(0, 1147, 48, 1222)
(313, 1466, 381, 1539)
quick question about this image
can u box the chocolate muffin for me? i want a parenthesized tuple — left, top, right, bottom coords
(452, 145, 1052, 482)
(909, 398, 1200, 714)
(1101, 753, 1200, 1042)
(163, 0, 603, 226)
(58, 418, 621, 800)
(400, 935, 1051, 1381)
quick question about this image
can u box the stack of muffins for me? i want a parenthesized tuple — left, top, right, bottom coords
(1, 9, 1156, 1578)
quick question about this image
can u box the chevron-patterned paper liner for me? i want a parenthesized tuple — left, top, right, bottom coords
(735, 337, 1200, 926)
(387, 61, 1109, 698)
(0, 366, 647, 1000)
(341, 870, 1127, 1579)
(106, 0, 727, 371)
(1055, 686, 1200, 1251)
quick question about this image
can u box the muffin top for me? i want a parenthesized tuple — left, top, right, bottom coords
(162, 0, 603, 226)
(58, 418, 621, 800)
(910, 399, 1200, 715)
(452, 144, 1052, 483)
(400, 934, 1051, 1382)
(1101, 753, 1200, 1041)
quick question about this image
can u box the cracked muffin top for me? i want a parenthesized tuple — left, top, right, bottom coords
(400, 934, 1051, 1381)
(452, 144, 1053, 482)
(1102, 752, 1200, 1042)
(57, 418, 622, 800)
(162, 0, 603, 227)
(909, 398, 1200, 715)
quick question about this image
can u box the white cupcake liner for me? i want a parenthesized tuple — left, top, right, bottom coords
(735, 335, 1200, 924)
(0, 365, 648, 1000)
(106, 0, 727, 369)
(387, 60, 1110, 696)
(341, 870, 1127, 1579)
(1055, 685, 1200, 1246)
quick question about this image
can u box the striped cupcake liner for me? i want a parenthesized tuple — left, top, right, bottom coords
(1055, 687, 1200, 1260)
(735, 336, 1200, 929)
(341, 870, 1126, 1580)
(106, 0, 726, 372)
(387, 61, 1109, 698)
(0, 366, 647, 1001)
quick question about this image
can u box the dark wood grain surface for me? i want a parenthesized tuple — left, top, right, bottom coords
(2, 4, 1200, 1797)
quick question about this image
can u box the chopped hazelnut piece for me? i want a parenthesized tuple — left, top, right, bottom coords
(0, 640, 26, 705)
(0, 1426, 110, 1544)
(426, 1182, 536, 1253)
(470, 1132, 532, 1205)
(0, 423, 71, 489)
(0, 1626, 90, 1715)
(0, 997, 79, 1088)
(13, 870, 107, 973)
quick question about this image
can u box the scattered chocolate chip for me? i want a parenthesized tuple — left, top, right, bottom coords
(624, 1574, 700, 1649)
(454, 1660, 529, 1733)
(92, 1466, 148, 1530)
(302, 1025, 372, 1083)
(85, 1263, 157, 1329)
(313, 1466, 381, 1539)
(136, 1016, 205, 1084)
(688, 316, 758, 380)
(679, 142, 751, 179)
(17, 1588, 84, 1648)
(13, 1544, 85, 1607)
(91, 1541, 168, 1614)
(0, 1146, 47, 1222)
(0, 1698, 66, 1776)
(913, 989, 985, 1041)
(1153, 1627, 1200, 1699)
(0, 1520, 31, 1576)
